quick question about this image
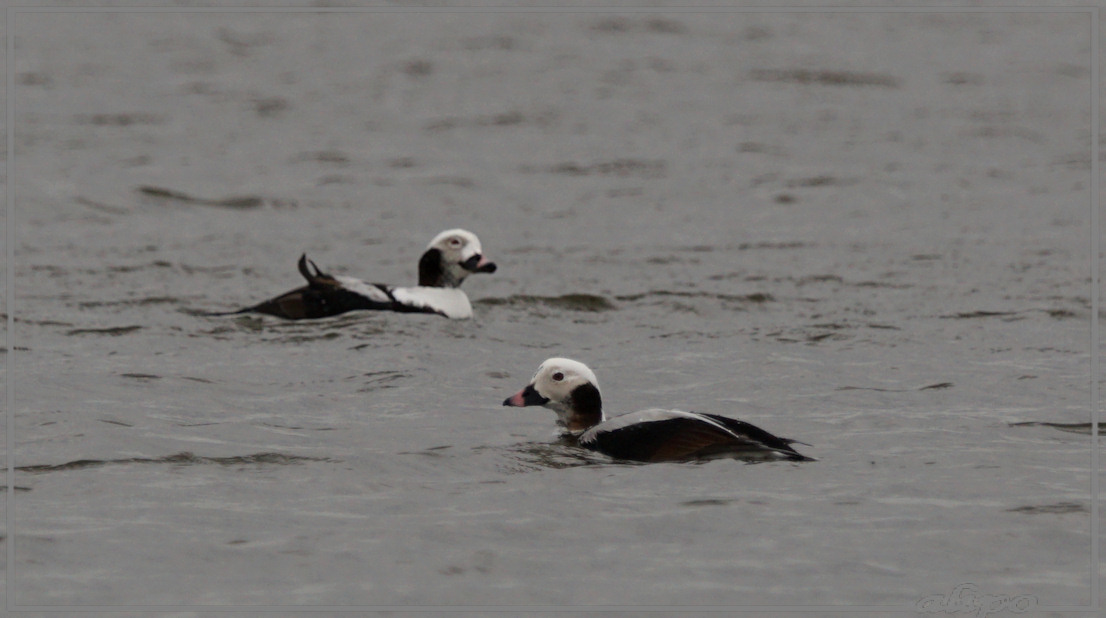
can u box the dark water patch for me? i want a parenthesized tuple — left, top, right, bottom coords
(399, 445, 454, 458)
(837, 382, 953, 393)
(137, 185, 295, 210)
(424, 118, 462, 132)
(19, 71, 52, 87)
(181, 376, 214, 384)
(940, 310, 1021, 320)
(1009, 421, 1097, 436)
(119, 373, 161, 381)
(708, 271, 745, 281)
(1053, 152, 1091, 171)
(282, 331, 343, 344)
(254, 96, 290, 118)
(98, 418, 134, 427)
(402, 58, 433, 77)
(106, 262, 172, 274)
(645, 17, 687, 34)
(317, 175, 356, 185)
(942, 71, 985, 86)
(764, 326, 851, 344)
(477, 110, 525, 126)
(796, 274, 844, 286)
(736, 241, 809, 251)
(478, 294, 617, 312)
(1044, 309, 1079, 319)
(853, 280, 912, 289)
(520, 159, 667, 179)
(354, 370, 414, 392)
(75, 112, 165, 126)
(216, 27, 273, 56)
(646, 255, 698, 265)
(421, 175, 477, 188)
(615, 290, 772, 304)
(805, 331, 845, 343)
(66, 325, 142, 336)
(591, 16, 633, 33)
(1006, 502, 1086, 515)
(805, 321, 903, 334)
(438, 550, 496, 576)
(425, 110, 556, 132)
(80, 296, 179, 309)
(809, 322, 850, 330)
(13, 315, 72, 327)
(2, 486, 32, 492)
(290, 150, 351, 165)
(16, 451, 330, 475)
(785, 175, 858, 188)
(751, 68, 899, 88)
(681, 498, 735, 507)
(17, 459, 112, 474)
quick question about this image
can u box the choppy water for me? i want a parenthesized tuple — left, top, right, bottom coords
(5, 10, 1098, 613)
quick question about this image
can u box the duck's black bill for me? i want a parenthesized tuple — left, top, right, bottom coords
(462, 254, 497, 273)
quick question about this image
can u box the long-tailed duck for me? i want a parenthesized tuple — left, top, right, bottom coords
(213, 229, 496, 319)
(503, 358, 813, 463)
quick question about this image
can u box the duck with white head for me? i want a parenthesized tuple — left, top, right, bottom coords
(504, 357, 813, 463)
(211, 228, 496, 320)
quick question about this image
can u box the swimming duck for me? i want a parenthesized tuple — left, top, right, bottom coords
(213, 229, 496, 319)
(503, 357, 813, 462)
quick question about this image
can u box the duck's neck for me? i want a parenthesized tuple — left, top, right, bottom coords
(554, 383, 604, 432)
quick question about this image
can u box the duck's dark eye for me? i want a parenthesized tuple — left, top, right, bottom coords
(448, 237, 463, 247)
(551, 371, 565, 382)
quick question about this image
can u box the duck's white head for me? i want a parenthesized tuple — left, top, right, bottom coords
(503, 357, 604, 431)
(420, 229, 497, 287)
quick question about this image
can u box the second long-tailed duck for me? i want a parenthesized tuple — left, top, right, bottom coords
(213, 229, 496, 320)
(503, 357, 813, 463)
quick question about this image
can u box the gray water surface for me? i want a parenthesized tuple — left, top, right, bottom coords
(6, 10, 1097, 612)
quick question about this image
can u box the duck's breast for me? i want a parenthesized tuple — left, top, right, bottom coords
(390, 286, 473, 319)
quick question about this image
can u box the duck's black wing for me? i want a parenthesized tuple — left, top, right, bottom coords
(697, 414, 814, 461)
(580, 410, 813, 463)
(212, 254, 398, 320)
